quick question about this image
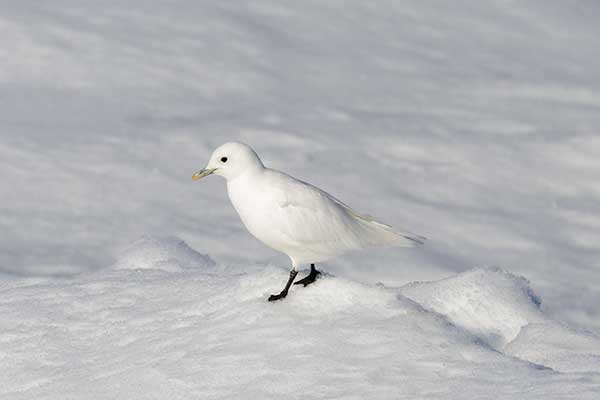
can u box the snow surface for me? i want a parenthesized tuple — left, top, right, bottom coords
(1, 236, 599, 399)
(2, 0, 600, 397)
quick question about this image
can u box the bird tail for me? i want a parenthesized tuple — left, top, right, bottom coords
(349, 209, 426, 247)
(321, 188, 426, 248)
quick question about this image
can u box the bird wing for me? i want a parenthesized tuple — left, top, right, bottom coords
(263, 170, 424, 252)
(265, 171, 352, 246)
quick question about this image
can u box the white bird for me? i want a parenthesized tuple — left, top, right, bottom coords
(192, 142, 425, 301)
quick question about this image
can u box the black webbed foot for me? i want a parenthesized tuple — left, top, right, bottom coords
(294, 264, 321, 287)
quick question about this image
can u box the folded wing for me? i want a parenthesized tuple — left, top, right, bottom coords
(265, 171, 424, 261)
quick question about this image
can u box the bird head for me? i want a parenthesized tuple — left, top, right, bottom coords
(192, 142, 265, 182)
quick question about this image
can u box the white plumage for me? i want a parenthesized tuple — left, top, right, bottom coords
(192, 142, 424, 300)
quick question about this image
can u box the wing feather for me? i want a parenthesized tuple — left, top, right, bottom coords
(264, 171, 425, 253)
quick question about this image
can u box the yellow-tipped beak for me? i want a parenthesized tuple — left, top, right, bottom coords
(192, 168, 216, 180)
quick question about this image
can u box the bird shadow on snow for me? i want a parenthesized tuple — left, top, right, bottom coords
(108, 235, 600, 375)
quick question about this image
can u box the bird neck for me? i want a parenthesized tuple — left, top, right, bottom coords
(228, 163, 265, 183)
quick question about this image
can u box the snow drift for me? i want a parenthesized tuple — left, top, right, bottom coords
(112, 235, 215, 272)
(402, 267, 544, 349)
(401, 267, 600, 373)
(1, 237, 598, 399)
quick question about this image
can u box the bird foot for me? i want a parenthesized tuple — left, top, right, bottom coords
(267, 270, 298, 302)
(268, 290, 289, 301)
(294, 268, 321, 287)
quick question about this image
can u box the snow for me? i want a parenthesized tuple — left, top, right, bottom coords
(402, 267, 544, 350)
(401, 267, 600, 374)
(113, 235, 215, 272)
(1, 236, 599, 399)
(2, 0, 600, 397)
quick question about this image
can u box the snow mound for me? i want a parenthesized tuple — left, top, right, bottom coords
(401, 267, 543, 349)
(506, 322, 600, 374)
(238, 265, 416, 316)
(1, 240, 599, 398)
(401, 267, 600, 373)
(112, 235, 215, 272)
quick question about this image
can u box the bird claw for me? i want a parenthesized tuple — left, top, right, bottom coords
(268, 291, 288, 301)
(294, 269, 321, 287)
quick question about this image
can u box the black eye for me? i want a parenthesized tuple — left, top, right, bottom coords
(220, 156, 228, 163)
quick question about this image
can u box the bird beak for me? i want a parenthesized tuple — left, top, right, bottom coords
(192, 168, 217, 181)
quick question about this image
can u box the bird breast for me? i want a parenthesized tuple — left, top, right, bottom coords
(226, 172, 294, 253)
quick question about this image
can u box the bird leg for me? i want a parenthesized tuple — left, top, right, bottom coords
(268, 269, 298, 301)
(294, 264, 321, 287)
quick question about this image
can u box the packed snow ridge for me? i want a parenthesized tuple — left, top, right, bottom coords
(112, 235, 216, 272)
(1, 236, 598, 399)
(402, 268, 600, 374)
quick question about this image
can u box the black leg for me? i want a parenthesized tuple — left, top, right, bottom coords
(293, 264, 321, 287)
(268, 269, 298, 301)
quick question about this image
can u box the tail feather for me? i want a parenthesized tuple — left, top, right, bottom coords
(322, 188, 426, 248)
(347, 209, 426, 247)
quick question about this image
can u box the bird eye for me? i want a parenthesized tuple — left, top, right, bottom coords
(220, 156, 228, 163)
